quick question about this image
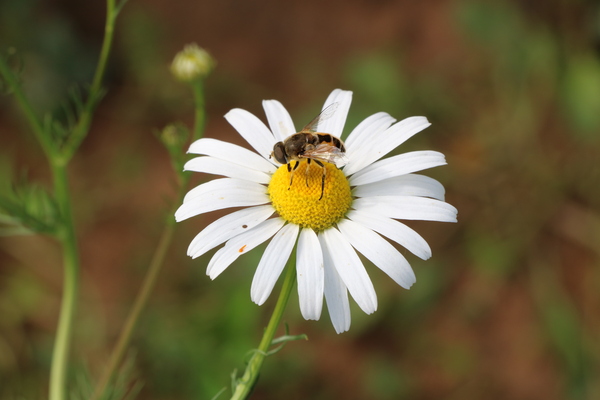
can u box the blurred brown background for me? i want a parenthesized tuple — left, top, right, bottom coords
(1, 0, 600, 399)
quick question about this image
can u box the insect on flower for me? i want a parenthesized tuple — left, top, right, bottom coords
(176, 89, 458, 334)
(270, 103, 348, 200)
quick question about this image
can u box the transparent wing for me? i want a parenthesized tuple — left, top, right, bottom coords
(301, 102, 339, 133)
(301, 143, 349, 168)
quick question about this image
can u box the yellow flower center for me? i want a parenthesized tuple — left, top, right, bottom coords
(268, 160, 352, 232)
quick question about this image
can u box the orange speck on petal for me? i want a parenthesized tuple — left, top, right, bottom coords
(239, 245, 247, 253)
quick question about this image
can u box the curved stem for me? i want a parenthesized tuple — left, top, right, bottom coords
(47, 1, 121, 397)
(91, 71, 207, 400)
(49, 161, 80, 400)
(60, 0, 118, 163)
(90, 221, 175, 400)
(230, 263, 297, 400)
(2, 1, 120, 398)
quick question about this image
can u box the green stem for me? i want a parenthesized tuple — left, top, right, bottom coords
(2, 1, 121, 398)
(47, 1, 120, 397)
(60, 0, 118, 163)
(230, 263, 297, 400)
(49, 161, 80, 400)
(0, 0, 119, 162)
(191, 80, 206, 141)
(90, 221, 175, 400)
(90, 77, 207, 400)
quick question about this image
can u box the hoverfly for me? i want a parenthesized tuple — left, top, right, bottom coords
(271, 102, 347, 200)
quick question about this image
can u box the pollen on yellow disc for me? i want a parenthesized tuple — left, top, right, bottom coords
(268, 160, 352, 232)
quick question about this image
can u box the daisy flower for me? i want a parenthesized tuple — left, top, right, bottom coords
(175, 89, 457, 333)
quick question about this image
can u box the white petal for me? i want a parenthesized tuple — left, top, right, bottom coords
(296, 228, 324, 320)
(188, 138, 276, 174)
(347, 209, 432, 260)
(176, 178, 269, 222)
(251, 223, 299, 305)
(319, 234, 351, 333)
(349, 151, 447, 186)
(183, 178, 264, 204)
(320, 228, 377, 314)
(225, 108, 277, 162)
(337, 219, 416, 289)
(187, 205, 274, 259)
(343, 113, 396, 175)
(317, 89, 352, 138)
(353, 174, 445, 201)
(344, 116, 431, 176)
(345, 112, 396, 149)
(353, 196, 458, 223)
(184, 156, 271, 184)
(263, 99, 296, 143)
(206, 218, 285, 280)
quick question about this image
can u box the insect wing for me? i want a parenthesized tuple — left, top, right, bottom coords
(301, 102, 339, 133)
(302, 143, 349, 168)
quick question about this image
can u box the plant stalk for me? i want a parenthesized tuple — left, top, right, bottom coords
(48, 0, 120, 396)
(90, 221, 175, 400)
(191, 80, 206, 141)
(91, 70, 207, 400)
(48, 161, 80, 400)
(60, 0, 118, 163)
(230, 263, 297, 400)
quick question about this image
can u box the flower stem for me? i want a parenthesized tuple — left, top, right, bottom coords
(60, 0, 119, 163)
(90, 221, 175, 400)
(49, 161, 80, 400)
(90, 69, 207, 400)
(230, 263, 297, 400)
(46, 1, 121, 397)
(3, 1, 121, 398)
(191, 80, 206, 141)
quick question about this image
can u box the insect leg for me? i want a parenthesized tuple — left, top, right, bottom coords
(314, 160, 326, 200)
(305, 159, 312, 186)
(288, 161, 300, 189)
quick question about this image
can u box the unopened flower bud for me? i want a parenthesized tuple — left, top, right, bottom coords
(160, 123, 188, 150)
(170, 44, 215, 82)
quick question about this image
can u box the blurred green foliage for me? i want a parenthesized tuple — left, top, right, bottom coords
(1, 0, 600, 399)
(0, 167, 60, 236)
(562, 54, 600, 140)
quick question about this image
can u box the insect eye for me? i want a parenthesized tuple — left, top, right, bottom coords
(272, 142, 287, 164)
